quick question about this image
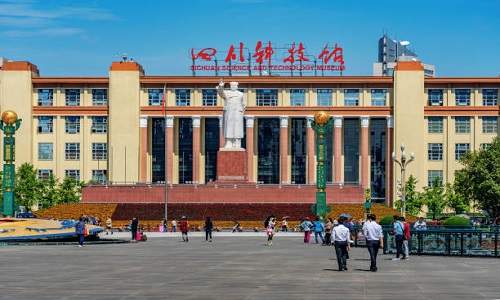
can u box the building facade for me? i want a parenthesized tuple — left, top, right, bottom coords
(0, 60, 498, 206)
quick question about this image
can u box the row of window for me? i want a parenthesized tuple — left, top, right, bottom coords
(39, 87, 499, 107)
(428, 116, 498, 134)
(38, 143, 107, 160)
(37, 116, 107, 134)
(38, 89, 108, 106)
(428, 89, 498, 106)
(427, 143, 490, 161)
(38, 169, 106, 183)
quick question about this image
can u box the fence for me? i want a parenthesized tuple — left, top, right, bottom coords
(352, 226, 499, 258)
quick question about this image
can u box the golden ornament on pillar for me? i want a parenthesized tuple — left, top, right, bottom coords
(314, 111, 330, 125)
(1, 110, 18, 125)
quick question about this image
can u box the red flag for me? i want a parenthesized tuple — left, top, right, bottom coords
(162, 84, 166, 116)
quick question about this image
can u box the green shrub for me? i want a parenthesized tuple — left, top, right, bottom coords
(379, 215, 395, 225)
(442, 216, 470, 229)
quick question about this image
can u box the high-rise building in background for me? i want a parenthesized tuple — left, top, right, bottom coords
(374, 33, 436, 77)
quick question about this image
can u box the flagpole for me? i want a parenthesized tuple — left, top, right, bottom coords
(163, 83, 168, 222)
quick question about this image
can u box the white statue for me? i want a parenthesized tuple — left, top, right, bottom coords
(216, 79, 246, 148)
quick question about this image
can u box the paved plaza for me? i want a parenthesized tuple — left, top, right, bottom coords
(0, 231, 499, 299)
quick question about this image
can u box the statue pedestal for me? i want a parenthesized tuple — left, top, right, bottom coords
(216, 148, 247, 182)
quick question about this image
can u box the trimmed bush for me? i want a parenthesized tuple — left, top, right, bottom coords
(442, 216, 471, 229)
(379, 215, 395, 225)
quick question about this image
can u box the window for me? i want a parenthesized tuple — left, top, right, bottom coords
(290, 89, 305, 106)
(428, 170, 443, 186)
(38, 89, 53, 106)
(482, 116, 498, 133)
(317, 89, 332, 106)
(428, 143, 443, 160)
(92, 143, 107, 160)
(455, 116, 470, 133)
(455, 89, 470, 106)
(202, 89, 217, 106)
(455, 143, 470, 160)
(91, 116, 108, 133)
(65, 170, 80, 181)
(175, 89, 190, 106)
(256, 89, 278, 106)
(65, 116, 80, 133)
(371, 89, 386, 106)
(148, 89, 163, 106)
(38, 170, 52, 181)
(65, 143, 80, 160)
(65, 89, 80, 106)
(481, 143, 491, 151)
(428, 89, 443, 106)
(38, 116, 53, 133)
(428, 117, 443, 133)
(344, 89, 359, 106)
(92, 170, 107, 184)
(92, 89, 108, 106)
(38, 143, 53, 160)
(482, 89, 498, 106)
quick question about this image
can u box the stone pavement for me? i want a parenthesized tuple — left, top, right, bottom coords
(0, 231, 499, 299)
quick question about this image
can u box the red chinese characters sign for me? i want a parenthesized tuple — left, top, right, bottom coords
(190, 41, 345, 74)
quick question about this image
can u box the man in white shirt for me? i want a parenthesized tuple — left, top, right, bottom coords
(332, 216, 352, 271)
(363, 214, 384, 272)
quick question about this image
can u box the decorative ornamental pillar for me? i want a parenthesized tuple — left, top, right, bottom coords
(0, 110, 22, 216)
(310, 111, 334, 219)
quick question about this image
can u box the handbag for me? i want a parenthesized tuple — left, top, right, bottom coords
(84, 226, 89, 237)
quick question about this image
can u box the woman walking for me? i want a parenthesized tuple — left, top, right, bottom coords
(300, 217, 313, 244)
(75, 216, 86, 247)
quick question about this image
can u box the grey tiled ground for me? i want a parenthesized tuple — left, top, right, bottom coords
(0, 231, 498, 299)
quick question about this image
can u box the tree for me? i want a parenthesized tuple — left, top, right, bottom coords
(394, 175, 424, 217)
(39, 174, 61, 209)
(444, 182, 469, 215)
(15, 163, 44, 209)
(421, 177, 446, 220)
(455, 136, 500, 218)
(58, 177, 84, 204)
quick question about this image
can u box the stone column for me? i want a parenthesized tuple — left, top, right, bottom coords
(386, 115, 394, 207)
(280, 116, 289, 184)
(245, 116, 255, 182)
(361, 116, 370, 189)
(192, 116, 201, 184)
(306, 116, 315, 184)
(334, 116, 343, 183)
(166, 116, 174, 184)
(140, 116, 148, 182)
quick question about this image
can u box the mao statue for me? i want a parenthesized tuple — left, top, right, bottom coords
(216, 80, 246, 148)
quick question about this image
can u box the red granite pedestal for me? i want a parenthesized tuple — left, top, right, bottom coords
(216, 149, 248, 183)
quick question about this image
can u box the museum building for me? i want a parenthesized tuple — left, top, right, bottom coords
(0, 60, 498, 206)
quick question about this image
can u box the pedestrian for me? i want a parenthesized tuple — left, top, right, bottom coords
(180, 216, 189, 242)
(105, 216, 113, 235)
(414, 217, 427, 230)
(171, 219, 177, 232)
(281, 218, 288, 232)
(232, 221, 240, 233)
(266, 218, 276, 246)
(401, 217, 411, 260)
(300, 217, 313, 244)
(363, 214, 384, 272)
(75, 216, 86, 247)
(391, 215, 405, 260)
(161, 218, 167, 233)
(332, 216, 352, 271)
(131, 217, 139, 242)
(204, 216, 213, 242)
(313, 216, 326, 245)
(324, 218, 333, 246)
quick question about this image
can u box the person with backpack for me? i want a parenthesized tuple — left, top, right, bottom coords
(300, 217, 313, 244)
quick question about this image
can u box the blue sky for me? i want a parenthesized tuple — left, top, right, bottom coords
(1, 0, 499, 77)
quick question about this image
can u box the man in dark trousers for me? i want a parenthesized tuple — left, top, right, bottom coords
(204, 216, 213, 242)
(363, 214, 384, 272)
(131, 217, 139, 242)
(332, 216, 352, 271)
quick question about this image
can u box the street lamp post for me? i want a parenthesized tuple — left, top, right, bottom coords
(392, 143, 415, 218)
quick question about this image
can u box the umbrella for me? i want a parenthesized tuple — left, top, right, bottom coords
(282, 216, 290, 220)
(340, 213, 352, 218)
